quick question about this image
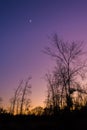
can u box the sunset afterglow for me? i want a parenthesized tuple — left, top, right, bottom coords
(1, 0, 87, 109)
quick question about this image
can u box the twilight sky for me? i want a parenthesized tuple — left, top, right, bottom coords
(1, 0, 87, 109)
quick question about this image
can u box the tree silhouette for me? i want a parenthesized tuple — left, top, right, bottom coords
(0, 97, 2, 106)
(44, 73, 60, 115)
(44, 34, 87, 111)
(20, 77, 31, 114)
(10, 77, 31, 115)
(10, 80, 23, 114)
(31, 106, 44, 115)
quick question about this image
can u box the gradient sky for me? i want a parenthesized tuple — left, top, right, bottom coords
(1, 0, 87, 109)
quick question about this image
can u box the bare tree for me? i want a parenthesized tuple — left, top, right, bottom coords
(44, 34, 87, 110)
(44, 72, 61, 115)
(10, 80, 23, 114)
(44, 71, 62, 114)
(10, 77, 31, 115)
(20, 77, 31, 114)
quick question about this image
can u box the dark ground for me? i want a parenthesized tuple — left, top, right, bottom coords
(0, 111, 87, 130)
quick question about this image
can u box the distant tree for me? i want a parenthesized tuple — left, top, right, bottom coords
(10, 80, 23, 114)
(0, 108, 7, 114)
(73, 84, 87, 109)
(0, 97, 7, 114)
(0, 97, 3, 106)
(44, 73, 60, 114)
(10, 77, 32, 115)
(20, 77, 32, 115)
(44, 34, 87, 110)
(30, 106, 44, 116)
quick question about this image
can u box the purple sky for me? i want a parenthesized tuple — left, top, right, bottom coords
(1, 0, 87, 109)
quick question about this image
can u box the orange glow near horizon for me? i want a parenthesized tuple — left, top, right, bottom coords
(1, 0, 87, 112)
